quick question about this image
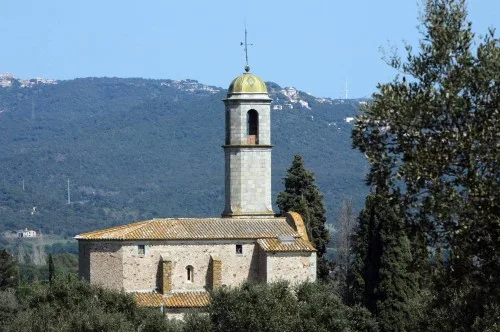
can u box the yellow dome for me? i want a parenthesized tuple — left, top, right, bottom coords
(228, 70, 267, 94)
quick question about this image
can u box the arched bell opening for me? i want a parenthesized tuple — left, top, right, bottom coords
(247, 109, 259, 144)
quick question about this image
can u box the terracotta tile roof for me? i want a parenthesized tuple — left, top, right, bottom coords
(134, 292, 210, 308)
(75, 217, 298, 241)
(257, 238, 316, 252)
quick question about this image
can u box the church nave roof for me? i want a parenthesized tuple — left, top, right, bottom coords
(75, 216, 301, 241)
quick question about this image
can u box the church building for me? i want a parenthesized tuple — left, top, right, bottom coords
(75, 67, 317, 318)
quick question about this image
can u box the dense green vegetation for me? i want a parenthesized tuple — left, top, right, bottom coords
(0, 273, 182, 332)
(203, 281, 378, 332)
(18, 253, 78, 284)
(0, 249, 18, 290)
(0, 75, 366, 238)
(351, 0, 499, 330)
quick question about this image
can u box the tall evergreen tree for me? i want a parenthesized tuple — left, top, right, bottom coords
(351, 194, 415, 332)
(352, 0, 499, 329)
(0, 249, 19, 290)
(277, 154, 331, 279)
(48, 254, 55, 285)
(334, 197, 357, 294)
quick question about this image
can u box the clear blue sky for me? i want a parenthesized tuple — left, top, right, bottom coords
(1, 0, 498, 98)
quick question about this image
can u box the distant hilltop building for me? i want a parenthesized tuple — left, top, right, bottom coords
(75, 66, 317, 319)
(0, 73, 15, 87)
(0, 73, 58, 88)
(274, 86, 310, 110)
(17, 228, 37, 238)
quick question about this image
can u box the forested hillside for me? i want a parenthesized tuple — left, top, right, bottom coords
(0, 77, 367, 236)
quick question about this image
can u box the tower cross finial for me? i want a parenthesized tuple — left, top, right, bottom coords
(240, 23, 253, 72)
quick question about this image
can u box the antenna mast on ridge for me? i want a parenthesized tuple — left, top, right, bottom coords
(240, 23, 253, 71)
(67, 178, 71, 205)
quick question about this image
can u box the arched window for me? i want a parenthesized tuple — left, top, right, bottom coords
(186, 265, 194, 282)
(247, 110, 259, 144)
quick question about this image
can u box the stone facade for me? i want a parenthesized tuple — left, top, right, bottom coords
(265, 252, 317, 283)
(79, 241, 123, 290)
(78, 238, 316, 292)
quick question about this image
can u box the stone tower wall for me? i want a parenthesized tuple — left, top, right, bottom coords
(223, 94, 274, 217)
(224, 147, 272, 216)
(225, 101, 271, 145)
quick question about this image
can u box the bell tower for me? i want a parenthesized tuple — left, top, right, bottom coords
(222, 66, 274, 218)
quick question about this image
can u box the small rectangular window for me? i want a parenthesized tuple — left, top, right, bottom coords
(138, 245, 145, 255)
(186, 266, 194, 282)
(236, 244, 243, 255)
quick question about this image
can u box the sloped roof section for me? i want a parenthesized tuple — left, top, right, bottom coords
(75, 217, 299, 241)
(257, 238, 316, 252)
(134, 292, 210, 308)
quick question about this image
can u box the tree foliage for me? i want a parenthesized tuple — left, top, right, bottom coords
(48, 254, 55, 285)
(0, 275, 182, 332)
(352, 0, 499, 329)
(333, 197, 357, 294)
(193, 281, 378, 332)
(350, 194, 415, 331)
(0, 249, 19, 290)
(276, 155, 331, 279)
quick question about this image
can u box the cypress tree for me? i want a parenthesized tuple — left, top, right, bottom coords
(277, 154, 331, 279)
(48, 254, 55, 285)
(351, 194, 414, 332)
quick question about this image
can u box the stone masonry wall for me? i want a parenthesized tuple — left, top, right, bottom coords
(161, 259, 173, 294)
(226, 100, 271, 146)
(266, 252, 317, 283)
(209, 255, 222, 290)
(120, 240, 258, 292)
(224, 147, 273, 216)
(81, 239, 317, 293)
(81, 241, 123, 291)
(257, 245, 267, 282)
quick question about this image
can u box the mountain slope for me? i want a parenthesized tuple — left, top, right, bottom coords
(0, 77, 368, 236)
